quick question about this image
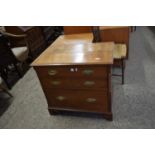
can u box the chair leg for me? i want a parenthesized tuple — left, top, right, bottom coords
(0, 85, 13, 97)
(1, 74, 11, 89)
(131, 26, 136, 32)
(13, 63, 22, 78)
(121, 59, 125, 84)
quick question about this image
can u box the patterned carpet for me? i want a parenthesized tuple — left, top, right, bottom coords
(0, 26, 155, 128)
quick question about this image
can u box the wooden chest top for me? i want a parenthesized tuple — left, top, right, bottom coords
(31, 33, 114, 66)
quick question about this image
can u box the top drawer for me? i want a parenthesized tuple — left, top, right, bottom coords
(35, 65, 109, 78)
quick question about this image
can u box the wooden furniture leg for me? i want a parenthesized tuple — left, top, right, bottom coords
(121, 59, 125, 84)
(48, 109, 59, 115)
(1, 73, 11, 89)
(13, 63, 22, 77)
(112, 59, 125, 85)
(0, 85, 13, 97)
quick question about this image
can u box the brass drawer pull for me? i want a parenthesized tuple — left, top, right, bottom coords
(86, 98, 96, 103)
(83, 69, 94, 75)
(48, 70, 57, 76)
(84, 81, 95, 86)
(56, 96, 66, 101)
(51, 81, 61, 85)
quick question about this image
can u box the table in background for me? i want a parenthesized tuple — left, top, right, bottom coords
(64, 26, 92, 34)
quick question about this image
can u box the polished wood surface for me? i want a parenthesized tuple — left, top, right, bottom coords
(64, 26, 92, 34)
(32, 34, 114, 66)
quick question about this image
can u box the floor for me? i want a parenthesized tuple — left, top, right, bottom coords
(0, 26, 155, 129)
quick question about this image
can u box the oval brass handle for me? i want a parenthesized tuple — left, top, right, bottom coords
(83, 69, 94, 75)
(84, 81, 95, 86)
(56, 96, 66, 101)
(48, 70, 57, 76)
(86, 98, 96, 103)
(51, 81, 61, 85)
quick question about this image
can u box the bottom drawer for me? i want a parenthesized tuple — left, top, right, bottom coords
(45, 90, 109, 113)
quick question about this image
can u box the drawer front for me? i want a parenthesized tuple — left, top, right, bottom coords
(35, 66, 108, 78)
(45, 90, 109, 113)
(40, 78, 108, 90)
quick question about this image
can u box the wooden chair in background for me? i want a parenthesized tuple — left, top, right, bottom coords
(113, 44, 127, 84)
(0, 31, 29, 88)
(4, 26, 46, 59)
(92, 26, 128, 84)
(131, 26, 136, 32)
(99, 26, 129, 59)
(1, 31, 29, 63)
(92, 26, 101, 42)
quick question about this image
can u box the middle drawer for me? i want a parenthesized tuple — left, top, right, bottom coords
(40, 78, 108, 90)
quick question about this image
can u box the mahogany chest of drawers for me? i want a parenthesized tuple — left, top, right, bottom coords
(32, 33, 114, 120)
